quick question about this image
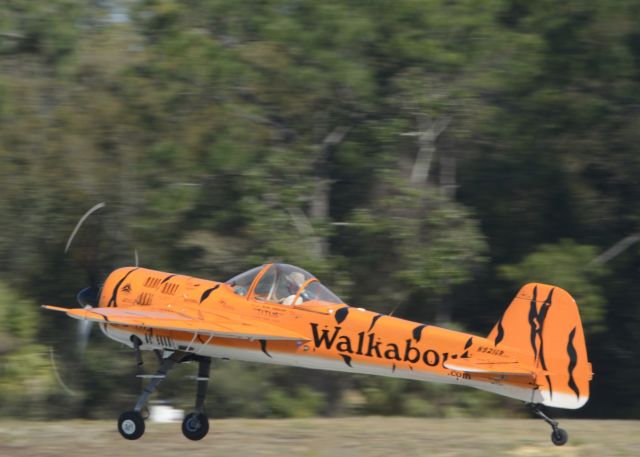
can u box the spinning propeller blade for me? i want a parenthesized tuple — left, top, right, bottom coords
(65, 202, 106, 355)
(64, 202, 140, 355)
(64, 202, 139, 355)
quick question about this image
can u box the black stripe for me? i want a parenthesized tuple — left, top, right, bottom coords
(108, 267, 139, 307)
(161, 274, 176, 284)
(567, 327, 580, 400)
(412, 324, 426, 342)
(528, 286, 539, 360)
(335, 306, 349, 324)
(546, 374, 553, 399)
(461, 337, 473, 358)
(367, 314, 383, 332)
(200, 285, 220, 303)
(494, 315, 505, 346)
(259, 339, 272, 358)
(536, 289, 554, 371)
(464, 337, 473, 349)
(340, 354, 352, 367)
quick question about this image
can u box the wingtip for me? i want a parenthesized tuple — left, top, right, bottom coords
(42, 305, 71, 312)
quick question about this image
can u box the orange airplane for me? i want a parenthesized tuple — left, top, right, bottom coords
(43, 207, 591, 445)
(45, 263, 592, 445)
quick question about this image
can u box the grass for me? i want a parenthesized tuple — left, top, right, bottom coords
(0, 417, 638, 457)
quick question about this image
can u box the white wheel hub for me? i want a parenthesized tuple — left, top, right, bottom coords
(121, 419, 136, 435)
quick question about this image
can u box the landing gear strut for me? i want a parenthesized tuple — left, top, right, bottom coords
(529, 403, 568, 446)
(118, 351, 186, 440)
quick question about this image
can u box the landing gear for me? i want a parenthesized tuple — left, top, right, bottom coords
(182, 412, 209, 440)
(182, 356, 211, 441)
(118, 410, 145, 440)
(117, 350, 184, 440)
(551, 427, 569, 446)
(529, 404, 569, 446)
(116, 350, 213, 440)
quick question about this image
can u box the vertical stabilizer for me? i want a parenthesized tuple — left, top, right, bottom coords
(487, 283, 592, 409)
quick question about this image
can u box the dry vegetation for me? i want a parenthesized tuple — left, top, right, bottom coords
(1, 417, 638, 457)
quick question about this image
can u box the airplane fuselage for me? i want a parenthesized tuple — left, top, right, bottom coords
(99, 267, 540, 405)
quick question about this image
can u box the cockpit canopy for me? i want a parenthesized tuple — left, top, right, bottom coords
(226, 263, 343, 306)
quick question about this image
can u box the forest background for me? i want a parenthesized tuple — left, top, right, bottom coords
(1, 0, 639, 420)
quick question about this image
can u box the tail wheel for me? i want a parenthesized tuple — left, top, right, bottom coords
(182, 412, 209, 441)
(118, 410, 145, 440)
(551, 428, 568, 446)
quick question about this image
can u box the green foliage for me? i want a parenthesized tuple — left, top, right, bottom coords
(0, 281, 38, 342)
(358, 377, 509, 418)
(344, 182, 486, 315)
(0, 0, 85, 64)
(499, 241, 606, 333)
(0, 283, 56, 416)
(0, 345, 57, 417)
(0, 0, 639, 419)
(265, 386, 326, 418)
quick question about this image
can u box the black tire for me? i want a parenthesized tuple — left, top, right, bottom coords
(182, 412, 209, 441)
(118, 410, 145, 440)
(551, 428, 568, 446)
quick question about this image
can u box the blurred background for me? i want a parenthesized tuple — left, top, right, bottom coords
(0, 0, 639, 422)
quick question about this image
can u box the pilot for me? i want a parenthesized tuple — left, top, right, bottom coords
(280, 271, 306, 305)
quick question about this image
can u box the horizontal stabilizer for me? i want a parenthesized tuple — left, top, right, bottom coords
(42, 305, 308, 342)
(444, 358, 536, 379)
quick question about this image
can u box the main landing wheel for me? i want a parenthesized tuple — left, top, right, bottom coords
(118, 410, 145, 440)
(551, 428, 568, 446)
(182, 412, 209, 441)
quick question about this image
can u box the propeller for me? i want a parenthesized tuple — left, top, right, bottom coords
(65, 202, 106, 355)
(65, 202, 141, 355)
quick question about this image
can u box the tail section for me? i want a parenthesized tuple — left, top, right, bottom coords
(487, 283, 592, 409)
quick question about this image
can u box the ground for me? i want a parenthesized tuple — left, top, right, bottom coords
(0, 418, 637, 457)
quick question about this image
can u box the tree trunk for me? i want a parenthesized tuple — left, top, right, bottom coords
(307, 126, 351, 259)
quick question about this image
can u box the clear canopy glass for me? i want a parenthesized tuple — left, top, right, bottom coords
(225, 266, 262, 297)
(226, 263, 343, 305)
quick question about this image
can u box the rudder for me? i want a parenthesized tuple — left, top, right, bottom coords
(487, 283, 592, 409)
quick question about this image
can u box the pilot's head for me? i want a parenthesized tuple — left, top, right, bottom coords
(286, 271, 305, 292)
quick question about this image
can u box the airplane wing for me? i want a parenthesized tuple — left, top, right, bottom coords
(42, 305, 308, 341)
(444, 358, 537, 378)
